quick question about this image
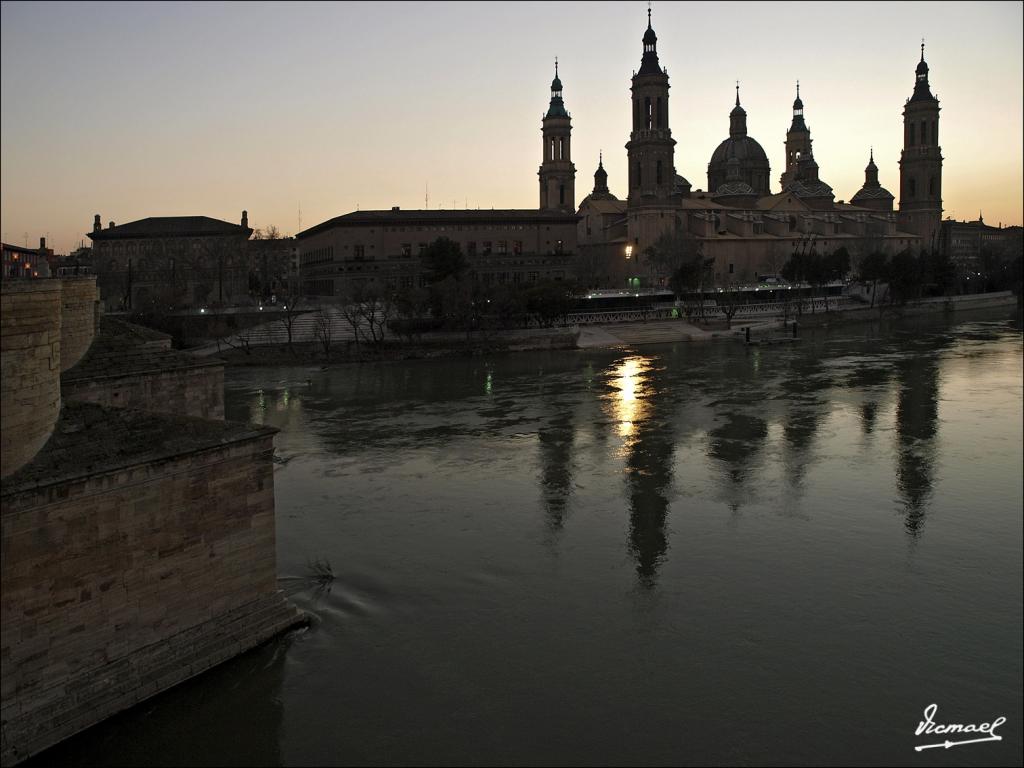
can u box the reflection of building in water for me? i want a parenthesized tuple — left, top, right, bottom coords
(707, 412, 769, 511)
(894, 352, 941, 534)
(603, 355, 674, 585)
(844, 361, 894, 436)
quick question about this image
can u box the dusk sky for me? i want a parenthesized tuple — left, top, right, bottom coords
(2, 0, 1022, 253)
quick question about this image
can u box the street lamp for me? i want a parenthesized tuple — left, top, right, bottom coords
(625, 245, 633, 260)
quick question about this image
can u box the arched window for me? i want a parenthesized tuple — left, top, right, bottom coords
(909, 123, 915, 145)
(657, 97, 664, 128)
(657, 160, 663, 185)
(909, 178, 916, 197)
(558, 137, 564, 160)
(637, 163, 642, 187)
(645, 97, 652, 130)
(921, 120, 928, 144)
(929, 177, 936, 196)
(932, 120, 937, 143)
(559, 184, 565, 205)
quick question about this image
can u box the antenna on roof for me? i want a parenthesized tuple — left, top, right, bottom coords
(425, 182, 429, 210)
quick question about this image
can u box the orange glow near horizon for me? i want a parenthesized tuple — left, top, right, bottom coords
(1, 1, 1021, 253)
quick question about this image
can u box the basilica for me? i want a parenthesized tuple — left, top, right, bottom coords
(562, 8, 943, 288)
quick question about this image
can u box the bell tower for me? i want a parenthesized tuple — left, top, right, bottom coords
(539, 59, 576, 213)
(626, 6, 676, 206)
(898, 41, 943, 250)
(625, 5, 678, 265)
(780, 82, 812, 189)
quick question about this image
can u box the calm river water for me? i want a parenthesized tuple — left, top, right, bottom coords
(41, 309, 1022, 766)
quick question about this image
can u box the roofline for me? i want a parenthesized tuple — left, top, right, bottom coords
(296, 209, 581, 240)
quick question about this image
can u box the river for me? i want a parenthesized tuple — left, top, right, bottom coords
(40, 308, 1023, 766)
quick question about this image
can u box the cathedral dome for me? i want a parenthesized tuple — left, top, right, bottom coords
(710, 135, 769, 167)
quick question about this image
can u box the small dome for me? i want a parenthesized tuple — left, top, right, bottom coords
(793, 95, 804, 110)
(551, 76, 562, 91)
(643, 24, 657, 45)
(785, 179, 834, 199)
(851, 186, 894, 203)
(916, 58, 928, 76)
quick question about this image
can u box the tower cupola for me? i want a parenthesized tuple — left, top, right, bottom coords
(638, 6, 662, 76)
(729, 82, 747, 138)
(546, 58, 568, 118)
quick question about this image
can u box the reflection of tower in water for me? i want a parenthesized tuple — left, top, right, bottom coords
(603, 356, 674, 586)
(537, 406, 576, 534)
(707, 412, 769, 512)
(780, 352, 833, 490)
(894, 352, 941, 535)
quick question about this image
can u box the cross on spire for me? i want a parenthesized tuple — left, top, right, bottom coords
(555, 56, 558, 77)
(648, 1, 652, 26)
(735, 80, 740, 106)
(921, 38, 925, 61)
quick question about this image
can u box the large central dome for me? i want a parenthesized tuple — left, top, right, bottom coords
(709, 135, 769, 166)
(707, 88, 771, 196)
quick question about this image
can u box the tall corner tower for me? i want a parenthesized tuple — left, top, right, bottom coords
(780, 82, 812, 189)
(898, 42, 943, 250)
(625, 6, 678, 260)
(539, 59, 576, 213)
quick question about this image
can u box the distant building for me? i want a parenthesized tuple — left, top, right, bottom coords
(247, 236, 298, 300)
(297, 209, 578, 297)
(576, 9, 934, 288)
(2, 238, 52, 278)
(88, 211, 253, 311)
(940, 215, 1023, 269)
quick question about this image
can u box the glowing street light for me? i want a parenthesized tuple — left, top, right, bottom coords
(625, 245, 633, 260)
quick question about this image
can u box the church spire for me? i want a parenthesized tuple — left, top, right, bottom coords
(911, 39, 934, 101)
(546, 58, 567, 118)
(593, 152, 609, 195)
(864, 147, 879, 186)
(638, 2, 661, 75)
(729, 81, 747, 138)
(790, 80, 806, 130)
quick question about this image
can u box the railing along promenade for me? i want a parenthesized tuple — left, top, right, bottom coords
(566, 297, 855, 325)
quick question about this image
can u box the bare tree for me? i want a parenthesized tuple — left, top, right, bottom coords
(718, 283, 742, 329)
(314, 307, 334, 361)
(358, 290, 393, 347)
(275, 292, 308, 353)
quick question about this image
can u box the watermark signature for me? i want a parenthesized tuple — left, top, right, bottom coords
(914, 703, 1006, 751)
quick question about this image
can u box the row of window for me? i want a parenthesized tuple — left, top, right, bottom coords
(301, 246, 334, 266)
(381, 224, 548, 233)
(905, 177, 939, 198)
(907, 120, 938, 146)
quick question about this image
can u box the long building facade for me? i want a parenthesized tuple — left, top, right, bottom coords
(298, 209, 578, 297)
(298, 64, 579, 297)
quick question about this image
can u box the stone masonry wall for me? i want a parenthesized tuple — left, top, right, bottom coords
(63, 366, 225, 420)
(0, 435, 281, 760)
(58, 277, 97, 372)
(0, 281, 61, 479)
